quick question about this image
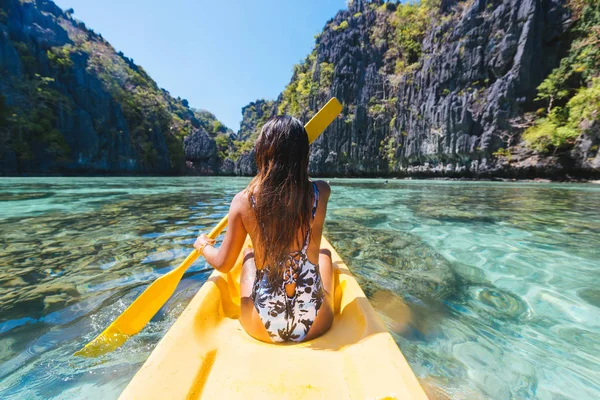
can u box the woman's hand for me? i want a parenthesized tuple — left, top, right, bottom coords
(197, 192, 248, 272)
(194, 234, 216, 254)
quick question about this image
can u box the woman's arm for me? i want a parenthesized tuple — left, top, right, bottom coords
(194, 192, 248, 273)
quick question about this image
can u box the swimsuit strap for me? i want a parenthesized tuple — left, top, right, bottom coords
(311, 181, 319, 220)
(248, 189, 257, 208)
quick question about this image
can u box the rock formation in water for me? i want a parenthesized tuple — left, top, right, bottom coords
(0, 0, 230, 175)
(230, 0, 599, 179)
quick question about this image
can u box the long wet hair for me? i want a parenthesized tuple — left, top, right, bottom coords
(247, 116, 313, 281)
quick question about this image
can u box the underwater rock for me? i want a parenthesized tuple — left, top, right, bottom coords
(0, 281, 79, 321)
(325, 219, 457, 300)
(414, 203, 496, 223)
(329, 207, 388, 225)
(577, 288, 600, 309)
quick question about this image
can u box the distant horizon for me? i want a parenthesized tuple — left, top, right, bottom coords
(52, 0, 347, 131)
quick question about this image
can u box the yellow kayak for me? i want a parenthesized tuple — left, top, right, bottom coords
(119, 237, 427, 399)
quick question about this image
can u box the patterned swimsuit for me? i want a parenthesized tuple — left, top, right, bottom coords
(250, 182, 324, 342)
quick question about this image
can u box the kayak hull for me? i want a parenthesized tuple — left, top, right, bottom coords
(119, 237, 427, 399)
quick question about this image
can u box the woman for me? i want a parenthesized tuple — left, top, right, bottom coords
(193, 116, 334, 343)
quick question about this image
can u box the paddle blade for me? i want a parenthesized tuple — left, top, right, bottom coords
(305, 98, 342, 144)
(73, 325, 129, 358)
(75, 250, 200, 357)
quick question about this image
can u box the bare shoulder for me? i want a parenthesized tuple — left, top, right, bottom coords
(312, 180, 331, 200)
(230, 190, 251, 214)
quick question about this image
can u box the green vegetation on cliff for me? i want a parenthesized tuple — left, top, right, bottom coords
(524, 0, 600, 152)
(219, 99, 275, 163)
(238, 100, 274, 141)
(277, 1, 441, 120)
(271, 0, 441, 164)
(6, 42, 73, 164)
(370, 0, 440, 76)
(0, 0, 229, 173)
(277, 51, 320, 119)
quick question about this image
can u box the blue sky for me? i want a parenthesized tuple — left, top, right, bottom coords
(52, 0, 347, 131)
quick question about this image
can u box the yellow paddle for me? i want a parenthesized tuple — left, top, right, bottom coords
(75, 98, 343, 357)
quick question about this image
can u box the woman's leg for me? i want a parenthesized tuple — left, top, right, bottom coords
(318, 248, 334, 296)
(239, 249, 273, 343)
(305, 248, 335, 341)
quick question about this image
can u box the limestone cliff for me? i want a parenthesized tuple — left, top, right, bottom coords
(0, 0, 230, 175)
(234, 0, 599, 179)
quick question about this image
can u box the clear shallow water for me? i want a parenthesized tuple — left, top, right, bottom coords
(0, 177, 599, 399)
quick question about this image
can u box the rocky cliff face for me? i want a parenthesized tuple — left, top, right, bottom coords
(237, 100, 274, 141)
(0, 0, 229, 175)
(233, 0, 599, 179)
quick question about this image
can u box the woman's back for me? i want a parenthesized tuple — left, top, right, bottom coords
(239, 180, 332, 342)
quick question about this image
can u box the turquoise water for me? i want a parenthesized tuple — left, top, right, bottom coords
(0, 177, 599, 399)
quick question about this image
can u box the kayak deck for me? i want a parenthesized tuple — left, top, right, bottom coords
(119, 237, 427, 399)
